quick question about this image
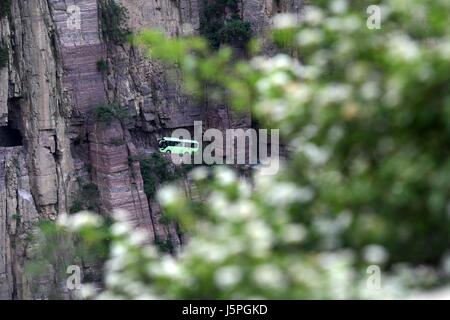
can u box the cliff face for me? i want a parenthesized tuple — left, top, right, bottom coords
(0, 0, 302, 299)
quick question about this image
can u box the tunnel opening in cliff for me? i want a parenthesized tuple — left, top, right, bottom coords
(0, 124, 23, 147)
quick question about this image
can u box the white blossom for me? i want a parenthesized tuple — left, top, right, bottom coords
(273, 13, 298, 29)
(253, 264, 287, 290)
(330, 0, 348, 14)
(363, 245, 389, 265)
(215, 266, 242, 289)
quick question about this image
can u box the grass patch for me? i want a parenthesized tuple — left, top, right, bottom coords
(110, 137, 124, 146)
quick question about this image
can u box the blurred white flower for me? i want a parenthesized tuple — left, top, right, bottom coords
(110, 242, 129, 260)
(282, 224, 307, 244)
(273, 13, 298, 29)
(128, 229, 149, 245)
(303, 6, 324, 25)
(112, 209, 129, 222)
(325, 17, 344, 31)
(255, 79, 271, 92)
(151, 255, 183, 279)
(111, 221, 132, 237)
(269, 71, 290, 86)
(363, 244, 389, 265)
(267, 182, 313, 205)
(272, 54, 299, 71)
(189, 239, 229, 263)
(328, 125, 344, 143)
(190, 166, 208, 181)
(253, 264, 287, 290)
(250, 56, 268, 70)
(383, 77, 403, 107)
(300, 143, 329, 165)
(437, 39, 450, 60)
(57, 211, 103, 231)
(157, 185, 182, 205)
(341, 16, 361, 32)
(360, 81, 381, 100)
(329, 0, 348, 14)
(246, 220, 273, 256)
(387, 34, 420, 62)
(237, 180, 252, 198)
(347, 63, 370, 83)
(297, 29, 324, 46)
(209, 191, 230, 218)
(232, 200, 257, 221)
(311, 49, 331, 67)
(336, 39, 355, 57)
(215, 166, 237, 186)
(77, 284, 100, 299)
(215, 266, 242, 289)
(317, 84, 352, 106)
(300, 66, 321, 80)
(57, 213, 69, 227)
(318, 251, 354, 269)
(301, 125, 319, 140)
(105, 272, 124, 287)
(313, 215, 350, 249)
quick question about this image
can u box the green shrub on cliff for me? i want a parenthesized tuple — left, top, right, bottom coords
(0, 44, 8, 69)
(96, 59, 108, 74)
(140, 153, 189, 199)
(200, 0, 251, 49)
(70, 183, 101, 213)
(93, 103, 128, 124)
(0, 0, 11, 19)
(99, 0, 131, 44)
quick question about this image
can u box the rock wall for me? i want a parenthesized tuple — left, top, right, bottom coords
(0, 147, 39, 299)
(0, 0, 76, 299)
(47, 0, 154, 242)
(0, 0, 303, 299)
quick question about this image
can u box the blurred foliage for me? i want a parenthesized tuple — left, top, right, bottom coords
(32, 0, 450, 299)
(25, 214, 112, 299)
(99, 0, 131, 44)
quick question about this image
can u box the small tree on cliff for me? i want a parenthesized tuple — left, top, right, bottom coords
(200, 0, 251, 49)
(93, 103, 128, 124)
(99, 0, 131, 44)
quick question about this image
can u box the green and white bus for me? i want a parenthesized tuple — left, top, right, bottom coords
(158, 137, 200, 155)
